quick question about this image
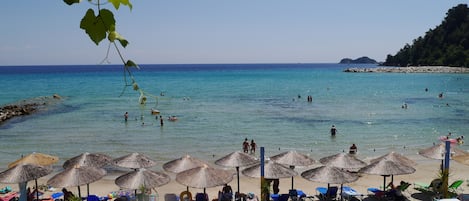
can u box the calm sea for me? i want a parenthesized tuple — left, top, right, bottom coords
(1, 63, 468, 169)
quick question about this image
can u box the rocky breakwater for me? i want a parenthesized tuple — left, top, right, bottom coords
(0, 94, 62, 124)
(343, 66, 469, 73)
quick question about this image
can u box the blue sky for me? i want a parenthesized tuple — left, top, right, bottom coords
(0, 1, 467, 65)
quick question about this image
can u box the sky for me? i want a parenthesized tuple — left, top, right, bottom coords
(0, 1, 467, 65)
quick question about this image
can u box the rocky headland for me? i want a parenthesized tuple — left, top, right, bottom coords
(0, 94, 62, 124)
(343, 66, 469, 73)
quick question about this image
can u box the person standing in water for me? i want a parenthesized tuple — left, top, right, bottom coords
(250, 139, 257, 154)
(124, 112, 128, 122)
(243, 138, 250, 153)
(160, 116, 163, 126)
(330, 125, 337, 136)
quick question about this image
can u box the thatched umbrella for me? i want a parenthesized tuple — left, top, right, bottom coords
(115, 168, 170, 196)
(418, 143, 467, 160)
(241, 160, 297, 179)
(176, 164, 234, 194)
(319, 153, 367, 171)
(453, 154, 469, 166)
(270, 150, 315, 189)
(215, 151, 258, 194)
(47, 166, 107, 198)
(163, 155, 207, 173)
(301, 165, 359, 201)
(371, 152, 416, 166)
(112, 153, 156, 169)
(63, 152, 112, 169)
(8, 152, 59, 168)
(359, 158, 415, 191)
(0, 164, 53, 201)
(370, 151, 416, 184)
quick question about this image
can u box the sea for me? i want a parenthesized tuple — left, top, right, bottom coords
(1, 63, 468, 170)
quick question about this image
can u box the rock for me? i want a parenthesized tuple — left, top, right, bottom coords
(0, 94, 63, 124)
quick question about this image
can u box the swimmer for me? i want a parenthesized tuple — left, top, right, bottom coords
(330, 125, 337, 136)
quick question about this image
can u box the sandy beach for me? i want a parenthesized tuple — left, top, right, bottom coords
(2, 153, 468, 201)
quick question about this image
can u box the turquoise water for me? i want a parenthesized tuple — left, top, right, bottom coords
(1, 63, 468, 169)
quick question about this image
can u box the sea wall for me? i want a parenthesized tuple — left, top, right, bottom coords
(0, 94, 62, 124)
(343, 66, 469, 73)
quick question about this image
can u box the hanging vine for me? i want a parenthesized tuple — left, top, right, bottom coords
(64, 0, 159, 116)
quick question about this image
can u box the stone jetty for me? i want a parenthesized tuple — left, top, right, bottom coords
(0, 94, 62, 124)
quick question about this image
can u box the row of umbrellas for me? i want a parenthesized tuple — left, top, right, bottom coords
(1, 142, 468, 200)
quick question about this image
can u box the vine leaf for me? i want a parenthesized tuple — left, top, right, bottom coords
(109, 0, 133, 10)
(63, 0, 80, 5)
(108, 31, 129, 48)
(125, 60, 139, 69)
(80, 9, 115, 45)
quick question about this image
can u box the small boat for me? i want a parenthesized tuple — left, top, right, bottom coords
(151, 108, 160, 115)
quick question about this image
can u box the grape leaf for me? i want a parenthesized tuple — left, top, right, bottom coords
(108, 31, 129, 48)
(109, 0, 133, 10)
(79, 9, 115, 45)
(63, 0, 80, 5)
(125, 60, 139, 69)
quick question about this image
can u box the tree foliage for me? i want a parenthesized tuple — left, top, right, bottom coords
(383, 4, 469, 67)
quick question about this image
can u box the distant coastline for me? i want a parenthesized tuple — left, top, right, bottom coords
(343, 66, 469, 73)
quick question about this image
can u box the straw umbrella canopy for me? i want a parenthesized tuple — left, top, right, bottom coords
(359, 158, 415, 191)
(47, 166, 107, 198)
(115, 168, 170, 196)
(302, 165, 359, 200)
(418, 143, 467, 160)
(175, 164, 234, 194)
(215, 151, 258, 194)
(8, 152, 59, 168)
(241, 160, 297, 179)
(0, 164, 53, 201)
(270, 150, 315, 189)
(371, 151, 416, 167)
(163, 155, 207, 173)
(63, 152, 112, 169)
(453, 154, 469, 166)
(112, 153, 156, 169)
(319, 153, 367, 171)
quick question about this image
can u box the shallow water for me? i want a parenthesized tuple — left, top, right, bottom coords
(1, 64, 468, 168)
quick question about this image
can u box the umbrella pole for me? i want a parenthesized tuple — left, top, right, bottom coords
(289, 166, 295, 190)
(236, 166, 240, 194)
(78, 186, 82, 199)
(340, 184, 343, 201)
(36, 179, 39, 201)
(87, 184, 90, 197)
(383, 176, 386, 191)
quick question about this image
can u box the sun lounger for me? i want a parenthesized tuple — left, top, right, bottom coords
(165, 194, 178, 201)
(458, 194, 469, 201)
(448, 180, 464, 194)
(367, 188, 385, 198)
(341, 186, 363, 201)
(316, 186, 338, 200)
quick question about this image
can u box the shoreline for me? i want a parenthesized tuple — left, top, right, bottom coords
(1, 152, 467, 201)
(343, 66, 469, 73)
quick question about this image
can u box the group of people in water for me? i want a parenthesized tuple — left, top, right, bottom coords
(242, 138, 257, 154)
(123, 111, 178, 127)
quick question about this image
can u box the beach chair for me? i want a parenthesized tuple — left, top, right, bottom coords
(0, 187, 12, 194)
(277, 194, 289, 201)
(367, 188, 385, 199)
(448, 180, 464, 194)
(195, 193, 208, 201)
(164, 194, 178, 201)
(87, 195, 100, 201)
(341, 186, 363, 201)
(316, 186, 338, 200)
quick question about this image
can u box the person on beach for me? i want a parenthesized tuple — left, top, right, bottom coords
(447, 132, 452, 139)
(349, 144, 357, 154)
(457, 136, 464, 144)
(124, 112, 128, 122)
(243, 138, 249, 153)
(273, 179, 280, 194)
(250, 139, 256, 154)
(330, 125, 337, 136)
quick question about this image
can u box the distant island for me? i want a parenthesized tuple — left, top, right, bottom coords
(339, 56, 378, 64)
